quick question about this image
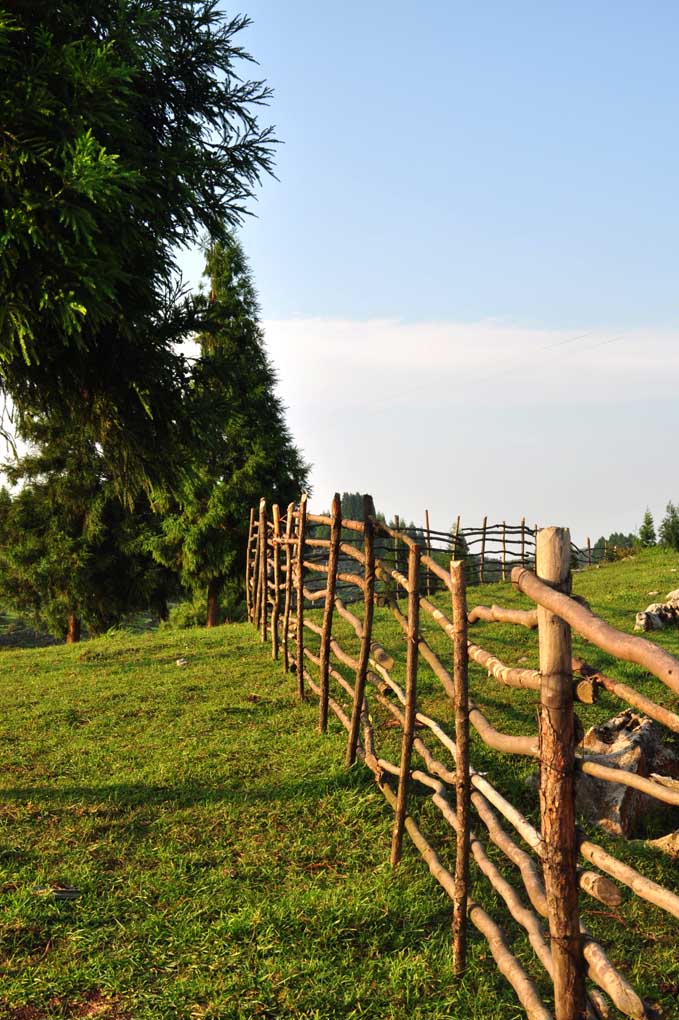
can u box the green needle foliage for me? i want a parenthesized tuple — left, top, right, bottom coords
(0, 1, 277, 490)
(0, 423, 174, 639)
(151, 234, 309, 625)
(639, 508, 657, 548)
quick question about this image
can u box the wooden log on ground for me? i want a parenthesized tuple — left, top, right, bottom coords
(347, 495, 376, 767)
(513, 565, 679, 697)
(468, 604, 539, 629)
(573, 657, 679, 734)
(391, 541, 420, 868)
(295, 495, 308, 700)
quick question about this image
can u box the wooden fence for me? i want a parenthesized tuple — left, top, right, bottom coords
(245, 494, 679, 1020)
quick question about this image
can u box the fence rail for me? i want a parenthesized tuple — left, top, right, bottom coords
(246, 494, 679, 1020)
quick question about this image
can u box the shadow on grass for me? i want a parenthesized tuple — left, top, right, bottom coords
(1, 768, 374, 813)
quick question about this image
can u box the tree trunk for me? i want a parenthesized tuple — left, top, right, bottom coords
(206, 577, 222, 628)
(66, 613, 81, 644)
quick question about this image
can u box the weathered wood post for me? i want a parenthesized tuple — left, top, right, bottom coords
(258, 498, 268, 643)
(501, 521, 507, 582)
(346, 495, 376, 767)
(587, 537, 592, 567)
(271, 504, 281, 660)
(393, 513, 401, 606)
(281, 501, 295, 673)
(252, 511, 262, 627)
(319, 493, 342, 733)
(245, 507, 255, 623)
(295, 494, 308, 700)
(391, 539, 420, 867)
(480, 515, 487, 583)
(536, 527, 585, 1020)
(425, 508, 432, 596)
(520, 517, 526, 567)
(451, 559, 470, 976)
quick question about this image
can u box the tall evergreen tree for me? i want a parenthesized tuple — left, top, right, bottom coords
(151, 235, 308, 626)
(0, 2, 277, 489)
(638, 509, 657, 548)
(659, 502, 679, 551)
(0, 425, 171, 639)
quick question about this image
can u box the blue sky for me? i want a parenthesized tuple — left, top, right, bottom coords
(181, 3, 679, 542)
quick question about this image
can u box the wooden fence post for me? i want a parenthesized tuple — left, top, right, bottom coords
(536, 527, 586, 1020)
(252, 511, 262, 627)
(258, 498, 268, 644)
(271, 504, 281, 660)
(391, 540, 420, 867)
(501, 521, 507, 582)
(245, 507, 255, 623)
(587, 537, 592, 567)
(520, 517, 526, 567)
(451, 559, 470, 976)
(394, 514, 401, 605)
(319, 493, 342, 733)
(480, 515, 487, 583)
(425, 508, 432, 596)
(282, 501, 295, 673)
(346, 495, 376, 767)
(295, 494, 308, 701)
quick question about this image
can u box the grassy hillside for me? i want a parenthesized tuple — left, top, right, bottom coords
(2, 549, 679, 1018)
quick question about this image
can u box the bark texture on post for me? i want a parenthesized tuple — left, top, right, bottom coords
(536, 526, 586, 1020)
(480, 515, 487, 583)
(319, 493, 342, 733)
(271, 504, 281, 660)
(451, 560, 470, 976)
(346, 495, 376, 766)
(245, 507, 255, 623)
(295, 495, 308, 700)
(282, 501, 295, 673)
(66, 613, 81, 644)
(252, 511, 262, 627)
(453, 515, 461, 559)
(258, 499, 267, 643)
(520, 517, 526, 567)
(206, 577, 221, 628)
(391, 540, 420, 867)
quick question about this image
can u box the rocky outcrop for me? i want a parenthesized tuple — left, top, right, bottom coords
(634, 588, 679, 631)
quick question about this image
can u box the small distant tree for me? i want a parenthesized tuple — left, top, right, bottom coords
(638, 509, 657, 548)
(659, 502, 679, 551)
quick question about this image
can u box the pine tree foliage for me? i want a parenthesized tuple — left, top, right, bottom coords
(150, 235, 308, 625)
(638, 509, 657, 548)
(0, 1, 277, 488)
(659, 502, 679, 551)
(0, 425, 173, 638)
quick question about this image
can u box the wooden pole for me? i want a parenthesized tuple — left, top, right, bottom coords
(245, 507, 255, 622)
(281, 502, 295, 673)
(319, 493, 342, 733)
(346, 495, 376, 766)
(453, 515, 461, 559)
(295, 495, 308, 700)
(451, 559, 470, 976)
(520, 517, 526, 567)
(271, 504, 281, 660)
(480, 515, 487, 583)
(252, 512, 262, 627)
(425, 509, 432, 596)
(391, 541, 420, 867)
(587, 537, 592, 567)
(258, 498, 267, 644)
(536, 527, 585, 1020)
(501, 521, 507, 582)
(393, 514, 401, 606)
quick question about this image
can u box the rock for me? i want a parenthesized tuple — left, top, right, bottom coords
(176, 657, 189, 666)
(576, 710, 679, 837)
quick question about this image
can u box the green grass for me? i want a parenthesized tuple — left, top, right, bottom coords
(2, 549, 679, 1018)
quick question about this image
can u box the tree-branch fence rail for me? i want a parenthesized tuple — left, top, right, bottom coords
(246, 495, 679, 1020)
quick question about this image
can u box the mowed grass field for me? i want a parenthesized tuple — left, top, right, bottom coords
(2, 548, 679, 1019)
